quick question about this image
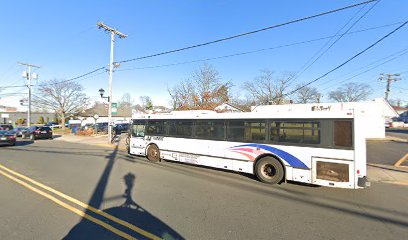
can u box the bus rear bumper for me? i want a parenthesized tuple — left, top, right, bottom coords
(358, 176, 371, 188)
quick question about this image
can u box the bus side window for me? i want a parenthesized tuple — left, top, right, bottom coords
(334, 121, 353, 147)
(227, 120, 266, 142)
(169, 120, 193, 138)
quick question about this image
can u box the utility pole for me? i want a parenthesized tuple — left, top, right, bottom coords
(18, 62, 40, 127)
(379, 73, 401, 101)
(96, 22, 127, 144)
(317, 93, 322, 103)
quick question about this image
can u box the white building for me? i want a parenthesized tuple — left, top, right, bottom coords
(251, 98, 397, 139)
(214, 103, 244, 113)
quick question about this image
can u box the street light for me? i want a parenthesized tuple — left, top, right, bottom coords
(99, 88, 110, 102)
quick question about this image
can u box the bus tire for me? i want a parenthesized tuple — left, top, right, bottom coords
(255, 156, 284, 184)
(146, 144, 160, 162)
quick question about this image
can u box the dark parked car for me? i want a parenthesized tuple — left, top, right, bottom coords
(22, 126, 53, 140)
(114, 123, 129, 134)
(95, 122, 109, 133)
(11, 127, 27, 137)
(0, 130, 16, 146)
(0, 124, 14, 131)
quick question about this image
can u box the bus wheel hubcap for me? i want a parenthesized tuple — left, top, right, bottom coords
(262, 164, 276, 179)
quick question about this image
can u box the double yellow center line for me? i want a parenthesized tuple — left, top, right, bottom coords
(0, 164, 161, 240)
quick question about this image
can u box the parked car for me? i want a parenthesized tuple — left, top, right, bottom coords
(45, 122, 62, 129)
(0, 130, 16, 146)
(95, 122, 109, 133)
(0, 124, 14, 131)
(11, 127, 27, 137)
(22, 126, 53, 140)
(114, 123, 129, 134)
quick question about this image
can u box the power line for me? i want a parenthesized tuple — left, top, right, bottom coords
(0, 85, 27, 89)
(0, 92, 26, 96)
(321, 48, 408, 91)
(283, 20, 408, 97)
(0, 63, 19, 84)
(288, 0, 380, 83)
(117, 21, 400, 72)
(36, 66, 106, 87)
(116, 0, 376, 64)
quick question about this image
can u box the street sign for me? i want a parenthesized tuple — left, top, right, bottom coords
(112, 103, 117, 115)
(1, 114, 9, 118)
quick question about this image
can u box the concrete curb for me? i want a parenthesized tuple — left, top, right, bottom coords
(55, 135, 128, 151)
(367, 137, 408, 143)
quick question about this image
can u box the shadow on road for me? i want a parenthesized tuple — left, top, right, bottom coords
(15, 140, 35, 146)
(63, 144, 183, 240)
(120, 152, 408, 229)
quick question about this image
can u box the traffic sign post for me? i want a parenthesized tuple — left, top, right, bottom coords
(112, 103, 118, 115)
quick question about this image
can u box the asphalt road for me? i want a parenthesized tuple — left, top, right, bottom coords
(386, 128, 408, 141)
(0, 140, 407, 240)
(367, 141, 407, 165)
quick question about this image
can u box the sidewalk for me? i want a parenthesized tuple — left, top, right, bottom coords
(54, 134, 127, 151)
(367, 164, 408, 186)
(54, 134, 408, 186)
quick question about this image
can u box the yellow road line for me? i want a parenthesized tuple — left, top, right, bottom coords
(0, 169, 137, 240)
(0, 164, 160, 240)
(394, 153, 408, 167)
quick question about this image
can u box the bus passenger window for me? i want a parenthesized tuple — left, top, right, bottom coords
(270, 122, 320, 144)
(334, 121, 353, 147)
(168, 120, 193, 137)
(227, 120, 266, 142)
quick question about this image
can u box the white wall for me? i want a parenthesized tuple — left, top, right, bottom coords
(251, 98, 397, 139)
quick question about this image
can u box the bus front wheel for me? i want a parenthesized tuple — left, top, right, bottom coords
(255, 157, 284, 184)
(146, 144, 160, 162)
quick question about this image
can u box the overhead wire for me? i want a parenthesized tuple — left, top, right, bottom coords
(116, 22, 400, 72)
(288, 0, 381, 83)
(321, 48, 408, 91)
(283, 20, 408, 97)
(5, 0, 377, 89)
(115, 0, 376, 64)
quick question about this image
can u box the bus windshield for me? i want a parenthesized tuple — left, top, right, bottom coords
(131, 121, 145, 137)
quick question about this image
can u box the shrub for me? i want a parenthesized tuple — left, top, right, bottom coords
(76, 129, 93, 136)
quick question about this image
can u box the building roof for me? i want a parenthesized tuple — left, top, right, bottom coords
(392, 105, 408, 111)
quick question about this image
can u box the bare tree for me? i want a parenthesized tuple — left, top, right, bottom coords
(33, 79, 89, 129)
(118, 93, 133, 116)
(168, 63, 232, 110)
(388, 98, 402, 107)
(328, 82, 371, 102)
(139, 96, 153, 110)
(243, 69, 293, 105)
(295, 84, 321, 103)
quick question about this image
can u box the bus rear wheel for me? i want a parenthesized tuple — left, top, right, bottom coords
(255, 157, 284, 184)
(147, 144, 160, 162)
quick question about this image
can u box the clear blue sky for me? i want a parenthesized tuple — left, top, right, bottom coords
(0, 0, 407, 107)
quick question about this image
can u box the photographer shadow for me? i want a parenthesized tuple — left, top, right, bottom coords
(64, 145, 183, 240)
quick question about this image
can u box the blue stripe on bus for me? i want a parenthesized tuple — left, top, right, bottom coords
(236, 144, 309, 169)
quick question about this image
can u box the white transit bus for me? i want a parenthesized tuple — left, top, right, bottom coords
(128, 110, 369, 189)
